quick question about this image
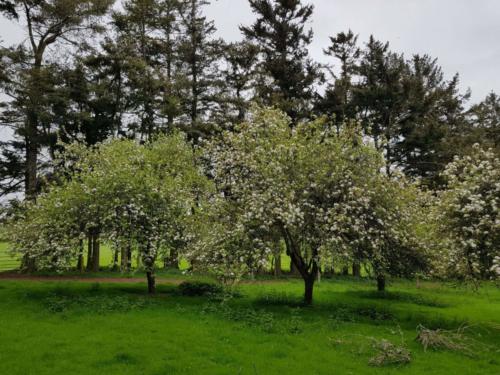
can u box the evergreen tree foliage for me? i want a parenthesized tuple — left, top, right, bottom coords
(0, 0, 114, 198)
(241, 0, 322, 123)
(317, 30, 360, 132)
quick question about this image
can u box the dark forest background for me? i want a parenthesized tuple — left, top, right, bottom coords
(0, 0, 498, 200)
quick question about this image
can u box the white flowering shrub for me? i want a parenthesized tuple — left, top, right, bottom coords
(196, 107, 428, 303)
(434, 145, 500, 280)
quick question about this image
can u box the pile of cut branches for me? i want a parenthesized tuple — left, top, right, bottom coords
(416, 325, 477, 357)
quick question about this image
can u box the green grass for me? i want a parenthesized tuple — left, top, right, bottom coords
(0, 242, 18, 271)
(0, 242, 189, 271)
(0, 276, 498, 374)
(0, 242, 293, 272)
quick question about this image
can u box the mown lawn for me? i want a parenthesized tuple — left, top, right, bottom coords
(0, 276, 498, 375)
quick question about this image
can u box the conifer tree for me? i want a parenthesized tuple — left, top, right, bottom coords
(0, 0, 114, 198)
(395, 56, 468, 186)
(113, 0, 167, 141)
(318, 30, 360, 133)
(241, 0, 321, 123)
(214, 41, 260, 127)
(177, 0, 222, 140)
(466, 92, 500, 150)
(353, 36, 467, 185)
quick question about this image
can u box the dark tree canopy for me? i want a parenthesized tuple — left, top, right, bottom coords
(0, 0, 496, 196)
(467, 92, 500, 149)
(0, 0, 114, 198)
(214, 41, 260, 126)
(318, 34, 469, 186)
(0, 0, 17, 19)
(317, 30, 360, 131)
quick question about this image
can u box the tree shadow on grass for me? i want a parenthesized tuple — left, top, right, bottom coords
(343, 290, 450, 308)
(18, 282, 179, 315)
(311, 290, 467, 330)
(250, 288, 470, 333)
(15, 282, 471, 334)
(93, 352, 141, 369)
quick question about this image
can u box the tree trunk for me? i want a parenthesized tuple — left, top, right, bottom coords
(86, 235, 93, 271)
(127, 244, 132, 270)
(147, 271, 156, 294)
(282, 227, 317, 304)
(92, 234, 100, 272)
(121, 243, 132, 272)
(25, 60, 41, 200)
(21, 254, 36, 273)
(21, 101, 39, 272)
(121, 247, 127, 272)
(290, 261, 300, 276)
(190, 3, 198, 127)
(377, 274, 386, 292)
(237, 90, 245, 122)
(273, 252, 282, 277)
(77, 239, 84, 272)
(329, 261, 336, 276)
(385, 136, 393, 177)
(353, 262, 361, 277)
(304, 277, 315, 305)
(25, 135, 38, 199)
(168, 248, 179, 269)
(166, 16, 174, 131)
(342, 266, 349, 276)
(257, 266, 266, 276)
(112, 249, 119, 271)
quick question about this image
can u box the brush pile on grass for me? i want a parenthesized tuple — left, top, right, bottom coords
(369, 339, 411, 367)
(416, 325, 476, 357)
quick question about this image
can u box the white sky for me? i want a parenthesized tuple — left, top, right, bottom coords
(205, 0, 500, 103)
(1, 0, 500, 103)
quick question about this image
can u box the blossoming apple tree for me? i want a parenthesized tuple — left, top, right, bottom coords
(196, 107, 427, 303)
(9, 133, 209, 293)
(434, 145, 500, 280)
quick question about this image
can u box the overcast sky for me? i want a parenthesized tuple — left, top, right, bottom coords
(1, 0, 500, 103)
(206, 0, 500, 103)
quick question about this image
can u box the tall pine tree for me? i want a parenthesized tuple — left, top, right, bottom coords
(177, 0, 222, 140)
(0, 0, 113, 198)
(317, 30, 360, 133)
(241, 0, 321, 123)
(352, 36, 467, 184)
(466, 92, 500, 150)
(213, 41, 260, 128)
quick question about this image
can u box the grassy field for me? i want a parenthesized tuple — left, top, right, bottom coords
(0, 276, 498, 375)
(0, 242, 293, 272)
(0, 242, 18, 271)
(0, 242, 148, 271)
(0, 242, 185, 271)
